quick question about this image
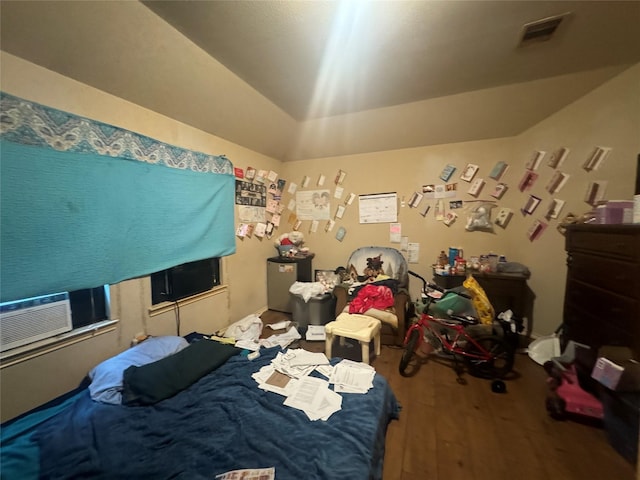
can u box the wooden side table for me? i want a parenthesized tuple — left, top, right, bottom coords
(433, 271, 534, 331)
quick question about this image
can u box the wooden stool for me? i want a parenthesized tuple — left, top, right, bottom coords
(325, 313, 381, 365)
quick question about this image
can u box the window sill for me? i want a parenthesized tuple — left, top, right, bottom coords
(0, 319, 119, 368)
(148, 285, 228, 317)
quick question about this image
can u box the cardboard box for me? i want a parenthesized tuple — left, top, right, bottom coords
(591, 346, 640, 392)
(594, 200, 634, 224)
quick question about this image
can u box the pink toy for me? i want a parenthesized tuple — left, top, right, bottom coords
(545, 363, 604, 420)
(544, 341, 603, 420)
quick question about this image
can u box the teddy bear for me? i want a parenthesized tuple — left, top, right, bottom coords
(274, 231, 307, 256)
(348, 254, 386, 282)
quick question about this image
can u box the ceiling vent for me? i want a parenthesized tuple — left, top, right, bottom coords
(519, 13, 569, 45)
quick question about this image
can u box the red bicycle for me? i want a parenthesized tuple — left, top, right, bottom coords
(399, 271, 515, 381)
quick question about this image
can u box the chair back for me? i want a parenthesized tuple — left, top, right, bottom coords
(345, 246, 409, 289)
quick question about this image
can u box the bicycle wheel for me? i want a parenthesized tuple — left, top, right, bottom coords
(399, 328, 421, 377)
(464, 335, 514, 379)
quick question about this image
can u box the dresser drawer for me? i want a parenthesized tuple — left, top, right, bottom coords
(569, 252, 640, 296)
(564, 225, 640, 358)
(564, 305, 633, 350)
(566, 226, 640, 262)
(565, 279, 638, 331)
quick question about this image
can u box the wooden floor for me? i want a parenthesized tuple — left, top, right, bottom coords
(260, 311, 636, 480)
(376, 346, 636, 480)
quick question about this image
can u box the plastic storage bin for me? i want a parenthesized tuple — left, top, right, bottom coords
(291, 293, 336, 335)
(602, 390, 640, 464)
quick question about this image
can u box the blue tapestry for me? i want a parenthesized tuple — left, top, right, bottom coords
(0, 93, 236, 303)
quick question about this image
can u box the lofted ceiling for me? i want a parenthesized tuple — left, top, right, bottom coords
(1, 1, 639, 162)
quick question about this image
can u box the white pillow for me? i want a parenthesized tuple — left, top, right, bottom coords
(88, 336, 188, 404)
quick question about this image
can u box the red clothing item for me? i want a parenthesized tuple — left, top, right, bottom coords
(348, 284, 395, 314)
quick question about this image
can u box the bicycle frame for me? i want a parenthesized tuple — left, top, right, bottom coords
(400, 270, 515, 380)
(404, 312, 494, 362)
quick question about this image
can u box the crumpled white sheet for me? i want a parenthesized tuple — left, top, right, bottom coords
(223, 313, 302, 352)
(259, 327, 301, 350)
(223, 314, 263, 342)
(289, 281, 326, 302)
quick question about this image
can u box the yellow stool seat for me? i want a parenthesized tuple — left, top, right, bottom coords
(324, 313, 382, 365)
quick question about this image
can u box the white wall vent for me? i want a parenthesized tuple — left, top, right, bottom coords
(519, 13, 570, 45)
(1, 293, 72, 351)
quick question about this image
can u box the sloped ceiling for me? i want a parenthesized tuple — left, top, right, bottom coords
(1, 1, 639, 161)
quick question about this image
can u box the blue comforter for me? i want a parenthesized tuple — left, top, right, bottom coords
(5, 347, 399, 480)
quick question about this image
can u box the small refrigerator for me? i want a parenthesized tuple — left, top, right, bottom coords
(266, 255, 313, 313)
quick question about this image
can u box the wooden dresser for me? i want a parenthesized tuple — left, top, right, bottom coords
(564, 224, 640, 356)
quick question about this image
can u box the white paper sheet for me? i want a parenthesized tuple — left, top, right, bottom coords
(287, 350, 329, 367)
(329, 359, 375, 394)
(306, 325, 326, 341)
(259, 327, 301, 350)
(283, 376, 341, 420)
(268, 320, 291, 330)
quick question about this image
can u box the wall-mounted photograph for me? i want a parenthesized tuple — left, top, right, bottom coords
(490, 182, 508, 199)
(488, 161, 509, 180)
(547, 147, 570, 169)
(545, 199, 566, 220)
(460, 164, 479, 182)
(518, 170, 539, 192)
(584, 180, 608, 205)
(439, 164, 456, 182)
(495, 207, 513, 228)
(468, 178, 485, 197)
(522, 195, 542, 215)
(583, 146, 611, 172)
(527, 219, 548, 241)
(546, 171, 570, 194)
(525, 150, 545, 170)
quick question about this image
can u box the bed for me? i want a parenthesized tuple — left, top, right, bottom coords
(1, 338, 400, 480)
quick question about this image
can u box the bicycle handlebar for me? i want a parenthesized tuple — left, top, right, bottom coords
(408, 269, 471, 299)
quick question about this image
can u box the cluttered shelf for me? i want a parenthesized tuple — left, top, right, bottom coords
(432, 268, 534, 336)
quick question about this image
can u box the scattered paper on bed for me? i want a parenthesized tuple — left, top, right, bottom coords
(286, 350, 329, 367)
(215, 467, 275, 480)
(266, 370, 291, 389)
(268, 320, 291, 330)
(251, 349, 373, 419)
(284, 376, 342, 421)
(315, 364, 334, 379)
(309, 387, 342, 421)
(329, 359, 376, 394)
(252, 364, 298, 396)
(270, 350, 315, 378)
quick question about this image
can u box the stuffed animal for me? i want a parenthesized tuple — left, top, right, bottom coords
(275, 231, 304, 247)
(348, 254, 386, 282)
(274, 231, 308, 257)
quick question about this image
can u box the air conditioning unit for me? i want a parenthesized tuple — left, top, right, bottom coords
(0, 292, 72, 352)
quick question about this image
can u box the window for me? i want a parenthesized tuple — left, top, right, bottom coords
(0, 286, 109, 352)
(68, 286, 109, 328)
(150, 257, 220, 305)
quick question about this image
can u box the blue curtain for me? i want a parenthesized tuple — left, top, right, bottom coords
(0, 93, 235, 302)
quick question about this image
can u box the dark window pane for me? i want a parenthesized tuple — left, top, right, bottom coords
(68, 287, 107, 328)
(151, 258, 220, 305)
